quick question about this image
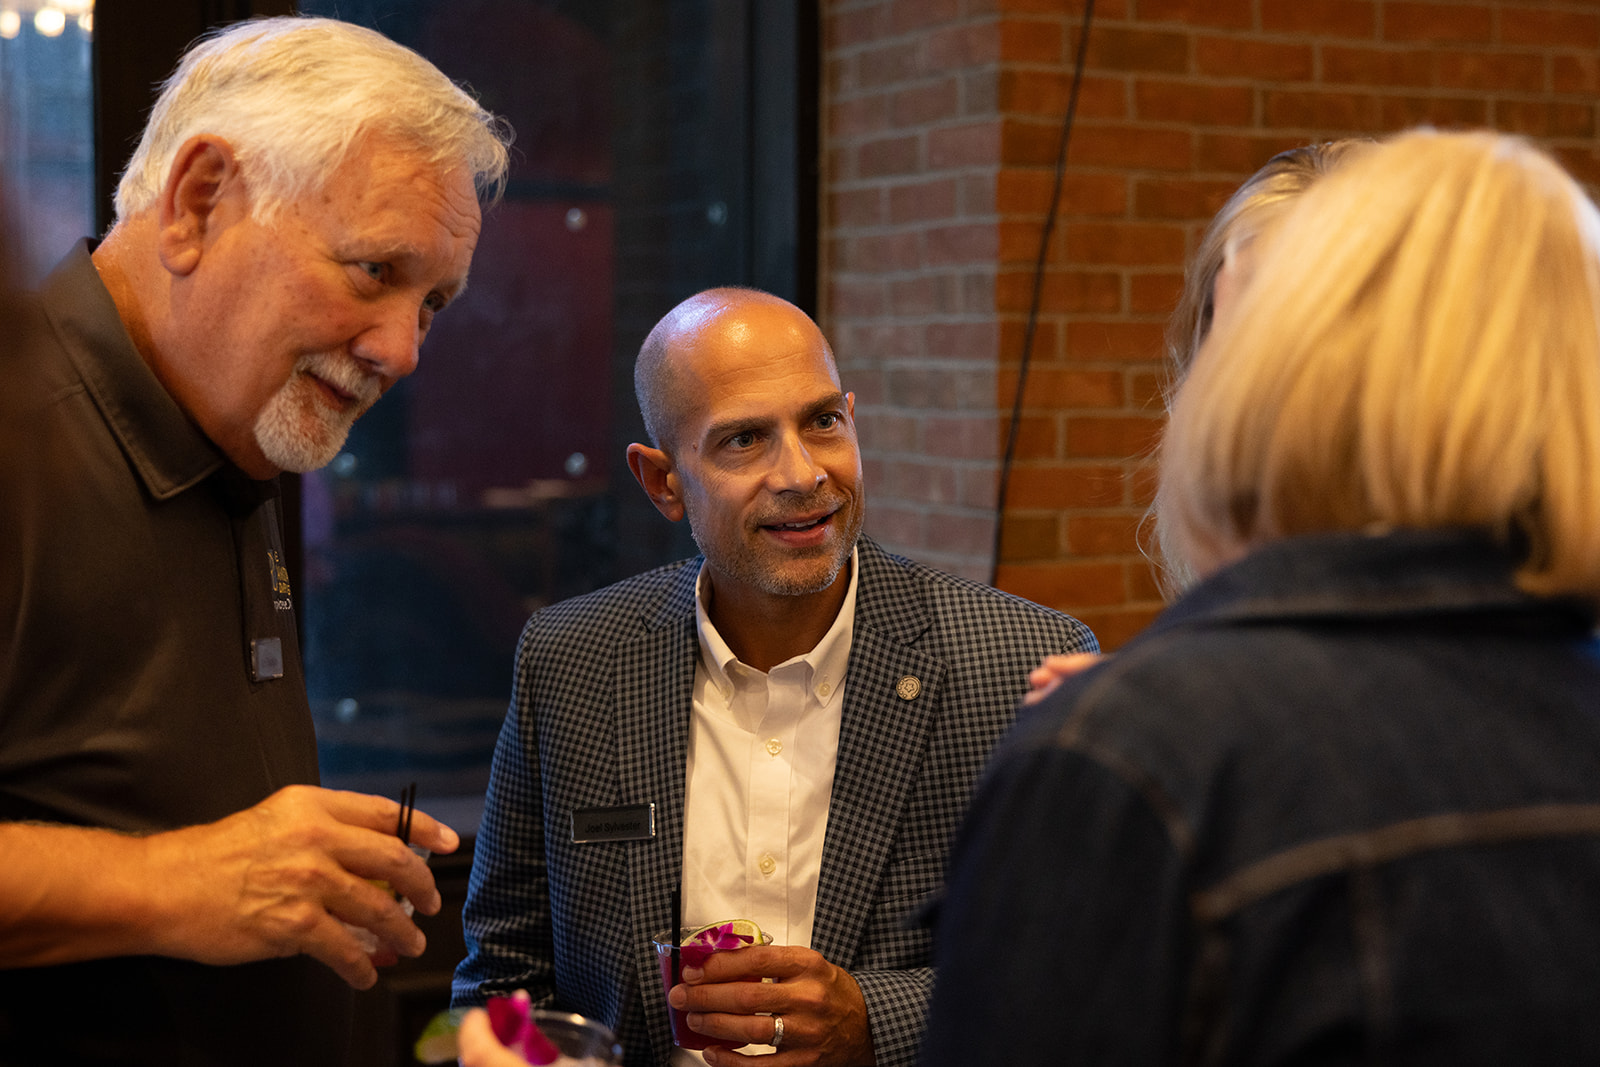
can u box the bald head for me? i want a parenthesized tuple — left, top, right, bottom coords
(634, 287, 836, 452)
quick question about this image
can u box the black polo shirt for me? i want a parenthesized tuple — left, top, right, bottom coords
(0, 242, 353, 1065)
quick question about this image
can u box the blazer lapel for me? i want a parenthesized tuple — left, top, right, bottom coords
(811, 539, 943, 969)
(617, 562, 701, 1064)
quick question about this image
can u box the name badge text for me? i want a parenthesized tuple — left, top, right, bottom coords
(571, 803, 656, 843)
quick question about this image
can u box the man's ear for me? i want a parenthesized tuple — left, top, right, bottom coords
(626, 442, 685, 522)
(156, 135, 245, 278)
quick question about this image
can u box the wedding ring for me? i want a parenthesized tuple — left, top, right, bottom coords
(771, 1014, 785, 1048)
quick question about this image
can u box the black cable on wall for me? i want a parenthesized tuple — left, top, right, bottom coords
(989, 0, 1096, 587)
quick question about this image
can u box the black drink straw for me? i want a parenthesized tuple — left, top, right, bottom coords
(670, 885, 682, 987)
(396, 782, 416, 844)
(393, 783, 417, 902)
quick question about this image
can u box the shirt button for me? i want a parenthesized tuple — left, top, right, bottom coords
(818, 682, 832, 697)
(759, 854, 777, 875)
(765, 738, 783, 757)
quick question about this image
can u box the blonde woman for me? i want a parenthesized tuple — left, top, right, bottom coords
(925, 129, 1600, 1065)
(1026, 139, 1367, 703)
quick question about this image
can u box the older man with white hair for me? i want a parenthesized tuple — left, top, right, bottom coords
(0, 16, 509, 1065)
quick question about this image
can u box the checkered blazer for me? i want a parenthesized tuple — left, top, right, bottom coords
(455, 536, 1097, 1066)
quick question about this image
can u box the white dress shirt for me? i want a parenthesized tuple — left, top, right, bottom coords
(671, 550, 858, 1064)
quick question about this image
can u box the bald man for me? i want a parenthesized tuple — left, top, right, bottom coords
(454, 288, 1097, 1067)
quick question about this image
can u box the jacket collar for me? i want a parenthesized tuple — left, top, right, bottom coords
(853, 536, 934, 645)
(1149, 527, 1595, 638)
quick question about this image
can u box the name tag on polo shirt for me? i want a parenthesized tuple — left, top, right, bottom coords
(571, 803, 656, 843)
(251, 637, 284, 681)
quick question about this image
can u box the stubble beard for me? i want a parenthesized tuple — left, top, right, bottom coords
(254, 353, 381, 473)
(692, 489, 865, 598)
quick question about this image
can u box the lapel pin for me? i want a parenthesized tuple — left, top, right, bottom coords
(895, 675, 921, 700)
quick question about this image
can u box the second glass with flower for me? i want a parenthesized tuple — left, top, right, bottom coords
(650, 919, 771, 1050)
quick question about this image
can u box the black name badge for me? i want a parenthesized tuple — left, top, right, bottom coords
(571, 803, 656, 844)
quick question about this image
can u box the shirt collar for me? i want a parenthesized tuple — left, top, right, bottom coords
(41, 240, 229, 501)
(694, 546, 859, 706)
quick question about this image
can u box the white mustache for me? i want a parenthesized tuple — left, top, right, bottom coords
(298, 352, 382, 406)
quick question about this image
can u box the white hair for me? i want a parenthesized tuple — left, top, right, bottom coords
(113, 16, 511, 224)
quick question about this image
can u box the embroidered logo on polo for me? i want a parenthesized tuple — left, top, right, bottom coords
(269, 549, 293, 612)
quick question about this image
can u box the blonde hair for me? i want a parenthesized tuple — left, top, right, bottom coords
(1165, 140, 1370, 386)
(1157, 129, 1600, 601)
(114, 16, 511, 224)
(1146, 140, 1367, 592)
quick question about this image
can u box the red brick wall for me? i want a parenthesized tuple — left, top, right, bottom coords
(821, 0, 1600, 649)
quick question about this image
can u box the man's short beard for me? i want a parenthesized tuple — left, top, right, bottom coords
(254, 388, 351, 472)
(694, 532, 852, 597)
(691, 495, 864, 598)
(253, 354, 378, 473)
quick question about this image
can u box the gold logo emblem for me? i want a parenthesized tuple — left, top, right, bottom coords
(268, 549, 293, 611)
(895, 675, 921, 700)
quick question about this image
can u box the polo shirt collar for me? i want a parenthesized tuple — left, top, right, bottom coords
(41, 240, 228, 501)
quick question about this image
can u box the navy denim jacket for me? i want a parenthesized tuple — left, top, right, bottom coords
(923, 528, 1600, 1066)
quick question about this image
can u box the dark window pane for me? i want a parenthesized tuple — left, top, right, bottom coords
(0, 5, 94, 285)
(296, 0, 800, 834)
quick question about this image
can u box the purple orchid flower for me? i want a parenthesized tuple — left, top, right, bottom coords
(680, 921, 756, 969)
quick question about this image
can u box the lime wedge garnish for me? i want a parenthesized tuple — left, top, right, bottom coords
(413, 1008, 465, 1064)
